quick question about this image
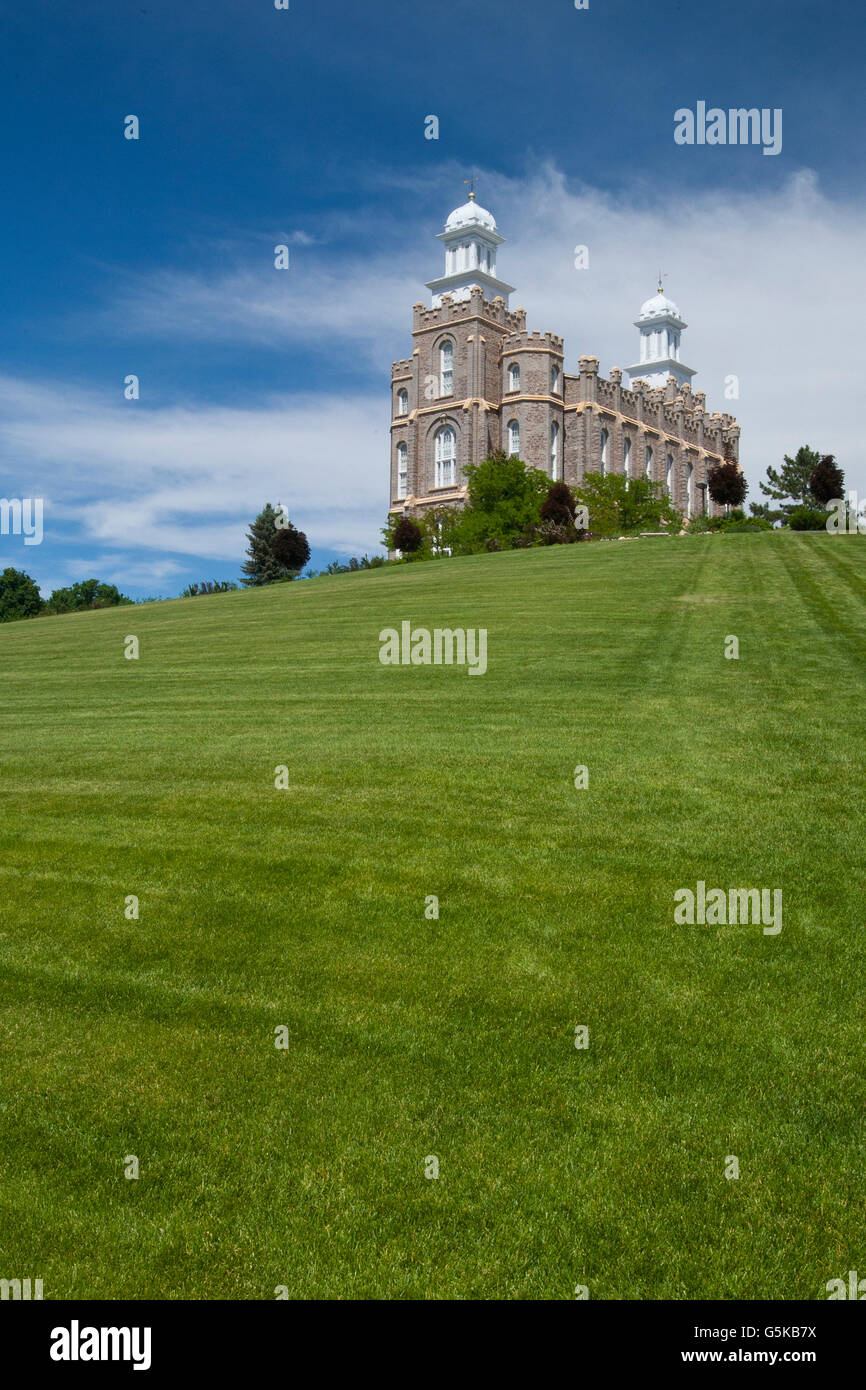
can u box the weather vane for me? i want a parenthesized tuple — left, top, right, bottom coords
(463, 172, 479, 201)
(657, 268, 669, 293)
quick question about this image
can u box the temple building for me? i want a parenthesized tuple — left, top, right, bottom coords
(389, 194, 740, 521)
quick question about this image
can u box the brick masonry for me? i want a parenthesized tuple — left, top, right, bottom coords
(389, 286, 740, 522)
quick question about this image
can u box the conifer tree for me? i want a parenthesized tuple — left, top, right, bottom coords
(241, 503, 308, 585)
(759, 446, 821, 513)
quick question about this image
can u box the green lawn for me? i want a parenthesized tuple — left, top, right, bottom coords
(0, 531, 863, 1300)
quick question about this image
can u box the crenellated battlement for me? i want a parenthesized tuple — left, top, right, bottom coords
(564, 360, 739, 456)
(412, 288, 526, 335)
(390, 197, 741, 519)
(501, 328, 564, 355)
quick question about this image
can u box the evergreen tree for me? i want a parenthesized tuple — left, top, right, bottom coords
(241, 503, 307, 585)
(759, 446, 822, 513)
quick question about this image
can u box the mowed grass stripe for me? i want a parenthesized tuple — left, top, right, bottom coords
(0, 533, 863, 1298)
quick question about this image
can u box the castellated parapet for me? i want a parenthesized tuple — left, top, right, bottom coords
(501, 329, 565, 354)
(412, 286, 527, 335)
(389, 198, 741, 521)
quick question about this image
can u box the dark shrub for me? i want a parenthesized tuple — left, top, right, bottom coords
(708, 459, 748, 508)
(392, 517, 423, 554)
(809, 455, 845, 506)
(272, 523, 311, 572)
(540, 481, 577, 528)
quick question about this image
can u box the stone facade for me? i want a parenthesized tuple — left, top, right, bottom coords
(389, 205, 740, 524)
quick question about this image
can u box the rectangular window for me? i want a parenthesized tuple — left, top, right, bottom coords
(397, 445, 408, 500)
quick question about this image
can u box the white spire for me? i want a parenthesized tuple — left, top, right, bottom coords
(425, 192, 516, 307)
(626, 281, 696, 389)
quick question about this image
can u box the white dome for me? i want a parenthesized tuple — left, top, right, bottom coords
(638, 291, 683, 320)
(445, 199, 497, 232)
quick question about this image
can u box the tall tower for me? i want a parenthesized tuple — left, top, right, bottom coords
(389, 193, 528, 515)
(626, 282, 696, 390)
(425, 193, 516, 307)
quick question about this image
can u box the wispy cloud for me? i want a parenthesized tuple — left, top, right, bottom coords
(84, 162, 866, 486)
(2, 161, 863, 594)
(0, 377, 389, 568)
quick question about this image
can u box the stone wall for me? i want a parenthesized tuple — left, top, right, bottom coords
(390, 296, 741, 522)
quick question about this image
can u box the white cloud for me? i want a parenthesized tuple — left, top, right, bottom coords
(2, 161, 863, 582)
(487, 163, 865, 496)
(0, 379, 390, 563)
(37, 554, 187, 596)
(97, 262, 419, 365)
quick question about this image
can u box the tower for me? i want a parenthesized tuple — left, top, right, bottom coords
(390, 193, 526, 511)
(626, 282, 696, 390)
(389, 202, 739, 526)
(425, 193, 516, 307)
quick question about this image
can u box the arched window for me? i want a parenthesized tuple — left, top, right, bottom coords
(396, 389, 408, 416)
(646, 444, 654, 480)
(600, 427, 609, 476)
(508, 362, 520, 392)
(686, 460, 694, 517)
(551, 363, 561, 394)
(623, 436, 631, 487)
(550, 421, 560, 480)
(439, 340, 453, 396)
(396, 442, 408, 499)
(666, 453, 674, 499)
(507, 420, 520, 457)
(434, 427, 456, 488)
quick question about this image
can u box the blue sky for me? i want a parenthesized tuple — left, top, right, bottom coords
(1, 0, 863, 596)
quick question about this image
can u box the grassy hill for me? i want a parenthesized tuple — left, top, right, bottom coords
(1, 531, 863, 1300)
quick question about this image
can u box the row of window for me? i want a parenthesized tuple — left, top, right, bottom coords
(507, 362, 561, 394)
(503, 420, 563, 478)
(396, 429, 457, 496)
(394, 354, 562, 416)
(398, 427, 698, 512)
(598, 428, 698, 514)
(396, 421, 560, 497)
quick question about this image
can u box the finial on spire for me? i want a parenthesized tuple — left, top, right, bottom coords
(463, 173, 478, 201)
(657, 268, 669, 294)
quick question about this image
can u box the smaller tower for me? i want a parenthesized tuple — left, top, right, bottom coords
(426, 192, 516, 307)
(626, 281, 696, 390)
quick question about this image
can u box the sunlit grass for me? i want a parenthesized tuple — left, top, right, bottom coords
(0, 531, 863, 1299)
